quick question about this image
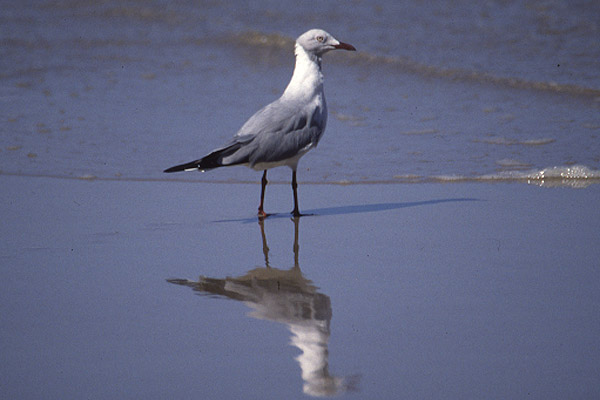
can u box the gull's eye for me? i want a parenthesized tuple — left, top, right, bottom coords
(316, 35, 325, 43)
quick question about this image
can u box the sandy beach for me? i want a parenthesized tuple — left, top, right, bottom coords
(2, 175, 599, 399)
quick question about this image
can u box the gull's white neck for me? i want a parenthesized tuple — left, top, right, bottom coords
(282, 44, 324, 101)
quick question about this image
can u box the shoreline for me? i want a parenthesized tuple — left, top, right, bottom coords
(2, 169, 599, 188)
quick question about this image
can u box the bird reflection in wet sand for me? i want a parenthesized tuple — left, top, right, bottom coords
(167, 217, 359, 397)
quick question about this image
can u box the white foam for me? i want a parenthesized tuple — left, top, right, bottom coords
(522, 165, 600, 188)
(433, 165, 600, 188)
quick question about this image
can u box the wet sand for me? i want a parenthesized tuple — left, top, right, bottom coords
(2, 174, 599, 399)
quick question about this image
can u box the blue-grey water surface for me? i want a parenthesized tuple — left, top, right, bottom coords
(1, 0, 599, 184)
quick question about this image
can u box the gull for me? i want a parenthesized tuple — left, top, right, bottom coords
(164, 29, 356, 217)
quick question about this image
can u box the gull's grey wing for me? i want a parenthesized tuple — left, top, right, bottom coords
(221, 98, 328, 167)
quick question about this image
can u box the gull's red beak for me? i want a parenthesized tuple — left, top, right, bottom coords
(334, 41, 356, 51)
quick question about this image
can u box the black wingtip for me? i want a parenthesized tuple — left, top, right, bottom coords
(163, 166, 183, 173)
(164, 142, 243, 173)
(163, 160, 199, 173)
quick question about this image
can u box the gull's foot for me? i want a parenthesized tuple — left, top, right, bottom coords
(291, 210, 313, 218)
(258, 210, 272, 219)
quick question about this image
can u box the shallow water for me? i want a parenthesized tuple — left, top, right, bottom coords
(1, 0, 599, 185)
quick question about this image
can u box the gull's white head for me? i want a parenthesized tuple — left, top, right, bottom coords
(295, 29, 356, 57)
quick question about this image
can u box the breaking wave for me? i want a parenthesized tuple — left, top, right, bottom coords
(226, 31, 600, 99)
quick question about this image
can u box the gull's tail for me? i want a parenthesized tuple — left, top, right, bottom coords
(163, 142, 245, 173)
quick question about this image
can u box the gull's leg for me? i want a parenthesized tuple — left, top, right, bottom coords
(291, 170, 301, 217)
(258, 170, 268, 218)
